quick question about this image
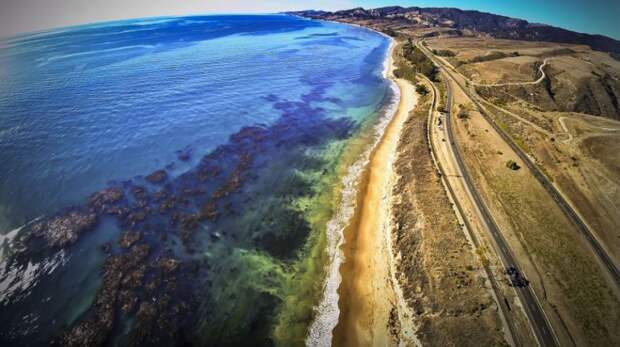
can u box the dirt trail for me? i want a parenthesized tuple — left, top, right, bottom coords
(332, 52, 419, 347)
(473, 58, 550, 87)
(558, 116, 620, 144)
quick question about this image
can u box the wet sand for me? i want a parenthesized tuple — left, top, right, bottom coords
(332, 44, 419, 347)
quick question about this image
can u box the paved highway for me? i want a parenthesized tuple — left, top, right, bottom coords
(418, 42, 559, 347)
(445, 81, 557, 347)
(422, 74, 520, 346)
(420, 42, 620, 289)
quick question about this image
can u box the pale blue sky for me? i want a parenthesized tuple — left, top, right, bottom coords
(1, 0, 617, 39)
(356, 0, 620, 39)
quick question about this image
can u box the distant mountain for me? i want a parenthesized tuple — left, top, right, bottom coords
(288, 6, 620, 54)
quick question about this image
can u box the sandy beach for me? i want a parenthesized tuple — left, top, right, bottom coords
(332, 42, 419, 347)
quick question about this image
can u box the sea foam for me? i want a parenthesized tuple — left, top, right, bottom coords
(306, 39, 400, 347)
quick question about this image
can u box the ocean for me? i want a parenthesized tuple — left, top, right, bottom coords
(0, 14, 394, 346)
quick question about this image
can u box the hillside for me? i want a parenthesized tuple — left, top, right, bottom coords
(289, 6, 620, 54)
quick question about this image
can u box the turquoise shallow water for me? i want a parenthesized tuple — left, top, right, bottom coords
(0, 14, 391, 345)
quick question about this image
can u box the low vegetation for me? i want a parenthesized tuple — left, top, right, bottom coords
(393, 65, 416, 82)
(436, 79, 448, 112)
(292, 7, 620, 345)
(391, 94, 506, 346)
(457, 109, 469, 119)
(470, 51, 519, 63)
(536, 47, 574, 58)
(505, 160, 521, 170)
(416, 84, 429, 95)
(402, 39, 439, 81)
(432, 49, 456, 57)
(383, 28, 399, 38)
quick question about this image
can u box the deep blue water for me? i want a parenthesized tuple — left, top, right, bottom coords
(0, 15, 391, 345)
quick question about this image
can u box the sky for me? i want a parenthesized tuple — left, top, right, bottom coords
(357, 0, 620, 40)
(1, 0, 618, 40)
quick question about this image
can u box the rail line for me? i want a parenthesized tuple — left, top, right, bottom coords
(421, 74, 519, 346)
(417, 42, 559, 346)
(419, 41, 620, 289)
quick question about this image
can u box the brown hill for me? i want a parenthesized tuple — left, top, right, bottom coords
(288, 6, 620, 54)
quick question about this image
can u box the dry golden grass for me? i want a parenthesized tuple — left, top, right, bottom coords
(391, 93, 508, 346)
(450, 82, 620, 345)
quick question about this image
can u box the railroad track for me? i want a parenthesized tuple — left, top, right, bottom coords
(421, 74, 519, 346)
(416, 42, 559, 346)
(444, 79, 557, 347)
(418, 41, 620, 289)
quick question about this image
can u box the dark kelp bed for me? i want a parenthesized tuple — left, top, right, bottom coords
(0, 84, 358, 346)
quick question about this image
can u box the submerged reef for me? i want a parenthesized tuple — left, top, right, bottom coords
(31, 209, 98, 248)
(0, 84, 356, 346)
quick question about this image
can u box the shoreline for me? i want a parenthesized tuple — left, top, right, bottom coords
(331, 40, 419, 346)
(305, 38, 401, 347)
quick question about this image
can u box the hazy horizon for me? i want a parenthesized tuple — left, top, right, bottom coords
(1, 0, 618, 40)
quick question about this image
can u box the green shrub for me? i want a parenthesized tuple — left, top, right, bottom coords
(506, 160, 521, 170)
(435, 49, 456, 57)
(394, 66, 416, 82)
(470, 51, 519, 63)
(401, 42, 438, 81)
(457, 109, 469, 119)
(383, 28, 398, 38)
(416, 84, 429, 95)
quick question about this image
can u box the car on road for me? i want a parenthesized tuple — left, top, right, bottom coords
(506, 266, 530, 287)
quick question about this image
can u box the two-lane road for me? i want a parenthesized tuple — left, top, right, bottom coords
(440, 79, 558, 347)
(418, 42, 559, 346)
(423, 75, 522, 346)
(419, 41, 620, 289)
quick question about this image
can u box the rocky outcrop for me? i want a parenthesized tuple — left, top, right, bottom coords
(119, 231, 142, 248)
(31, 209, 98, 248)
(10, 82, 356, 346)
(88, 187, 124, 209)
(145, 170, 167, 184)
(62, 244, 151, 346)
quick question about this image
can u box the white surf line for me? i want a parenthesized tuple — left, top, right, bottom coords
(0, 216, 43, 260)
(304, 152, 367, 347)
(0, 226, 23, 260)
(305, 39, 400, 347)
(0, 216, 66, 303)
(0, 249, 67, 301)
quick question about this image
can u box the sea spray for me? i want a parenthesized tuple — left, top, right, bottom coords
(306, 39, 400, 347)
